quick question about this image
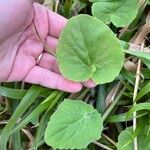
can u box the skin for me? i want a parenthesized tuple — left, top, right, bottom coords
(0, 0, 95, 93)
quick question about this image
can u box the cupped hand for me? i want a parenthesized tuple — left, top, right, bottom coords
(0, 1, 96, 92)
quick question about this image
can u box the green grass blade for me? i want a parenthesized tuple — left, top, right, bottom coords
(124, 50, 150, 60)
(0, 85, 43, 150)
(136, 82, 150, 101)
(107, 111, 149, 123)
(11, 91, 61, 134)
(127, 103, 150, 119)
(0, 85, 27, 99)
(11, 132, 22, 150)
(32, 92, 64, 150)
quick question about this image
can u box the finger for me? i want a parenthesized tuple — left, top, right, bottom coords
(7, 39, 43, 81)
(47, 9, 67, 38)
(44, 36, 58, 54)
(33, 2, 49, 41)
(82, 80, 97, 88)
(38, 52, 59, 73)
(24, 66, 82, 93)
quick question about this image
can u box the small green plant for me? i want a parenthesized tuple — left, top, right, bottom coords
(91, 0, 139, 27)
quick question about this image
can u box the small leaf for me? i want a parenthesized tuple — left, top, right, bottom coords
(44, 99, 103, 149)
(91, 0, 139, 27)
(138, 126, 150, 150)
(117, 127, 133, 150)
(117, 125, 150, 150)
(57, 15, 124, 84)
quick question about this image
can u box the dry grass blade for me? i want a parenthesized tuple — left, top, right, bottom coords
(129, 43, 150, 53)
(133, 42, 144, 150)
(44, 0, 55, 10)
(131, 11, 150, 45)
(105, 82, 122, 107)
(102, 133, 116, 146)
(93, 141, 113, 150)
(0, 97, 8, 115)
(21, 129, 35, 147)
(55, 0, 59, 12)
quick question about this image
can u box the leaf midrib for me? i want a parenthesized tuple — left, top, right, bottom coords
(46, 110, 95, 140)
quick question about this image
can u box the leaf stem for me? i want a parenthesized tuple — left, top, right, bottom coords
(132, 42, 144, 150)
(102, 133, 117, 147)
(93, 141, 113, 150)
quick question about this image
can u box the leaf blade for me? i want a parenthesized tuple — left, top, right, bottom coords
(57, 15, 124, 84)
(44, 99, 103, 149)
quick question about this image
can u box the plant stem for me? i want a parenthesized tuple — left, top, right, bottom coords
(102, 87, 126, 122)
(102, 133, 117, 147)
(96, 85, 106, 113)
(105, 82, 122, 108)
(55, 0, 59, 13)
(77, 88, 89, 100)
(93, 141, 113, 150)
(132, 42, 144, 150)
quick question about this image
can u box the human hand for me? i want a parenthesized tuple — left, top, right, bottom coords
(0, 1, 96, 92)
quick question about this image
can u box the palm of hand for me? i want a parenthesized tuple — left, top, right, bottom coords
(0, 2, 95, 92)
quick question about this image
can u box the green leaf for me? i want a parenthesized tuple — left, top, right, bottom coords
(91, 0, 139, 27)
(96, 85, 106, 113)
(64, 0, 73, 18)
(120, 0, 148, 41)
(0, 85, 43, 150)
(32, 92, 66, 150)
(142, 59, 150, 68)
(138, 126, 150, 150)
(0, 86, 27, 99)
(57, 15, 124, 84)
(127, 103, 150, 119)
(117, 116, 147, 150)
(125, 50, 150, 60)
(142, 69, 150, 79)
(44, 99, 103, 149)
(136, 82, 150, 101)
(107, 111, 149, 123)
(11, 91, 61, 134)
(117, 127, 133, 150)
(117, 125, 150, 150)
(124, 50, 150, 68)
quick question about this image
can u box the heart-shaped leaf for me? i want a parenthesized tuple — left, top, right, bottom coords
(57, 15, 124, 84)
(91, 0, 138, 27)
(44, 99, 103, 149)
